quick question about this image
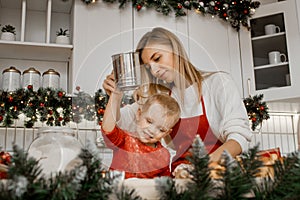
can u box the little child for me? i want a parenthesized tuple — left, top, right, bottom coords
(101, 88, 180, 179)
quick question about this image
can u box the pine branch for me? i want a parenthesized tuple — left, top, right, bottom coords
(215, 151, 253, 200)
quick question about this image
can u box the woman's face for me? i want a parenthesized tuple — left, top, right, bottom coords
(141, 44, 175, 83)
(136, 102, 173, 144)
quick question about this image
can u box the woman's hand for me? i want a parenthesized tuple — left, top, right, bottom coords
(172, 163, 194, 179)
(102, 72, 115, 96)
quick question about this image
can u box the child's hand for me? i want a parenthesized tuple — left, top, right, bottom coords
(102, 72, 115, 96)
(172, 163, 194, 179)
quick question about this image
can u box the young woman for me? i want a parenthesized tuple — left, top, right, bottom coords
(103, 27, 252, 171)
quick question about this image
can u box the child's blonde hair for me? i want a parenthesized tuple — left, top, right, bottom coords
(140, 93, 180, 127)
(134, 83, 171, 105)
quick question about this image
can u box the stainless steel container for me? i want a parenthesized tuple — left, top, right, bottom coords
(112, 52, 141, 91)
(2, 66, 21, 91)
(23, 67, 41, 91)
(42, 69, 60, 89)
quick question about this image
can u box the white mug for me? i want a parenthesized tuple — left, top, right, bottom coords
(264, 24, 280, 35)
(268, 51, 287, 64)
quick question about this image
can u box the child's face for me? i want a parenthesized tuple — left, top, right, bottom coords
(136, 103, 175, 144)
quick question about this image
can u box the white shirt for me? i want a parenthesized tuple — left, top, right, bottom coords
(117, 72, 252, 152)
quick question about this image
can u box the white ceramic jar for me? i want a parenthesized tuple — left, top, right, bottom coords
(42, 69, 60, 89)
(1, 66, 21, 91)
(27, 127, 82, 176)
(0, 32, 15, 41)
(22, 67, 41, 91)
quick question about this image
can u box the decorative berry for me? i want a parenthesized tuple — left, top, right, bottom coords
(137, 4, 142, 11)
(58, 91, 64, 98)
(27, 85, 33, 90)
(8, 96, 13, 102)
(97, 108, 105, 115)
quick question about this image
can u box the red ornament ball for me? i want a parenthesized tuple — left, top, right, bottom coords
(27, 85, 33, 90)
(137, 4, 142, 11)
(0, 151, 11, 164)
(251, 117, 257, 122)
(76, 86, 81, 91)
(40, 102, 45, 107)
(260, 106, 265, 110)
(0, 115, 3, 122)
(58, 91, 63, 98)
(177, 3, 182, 9)
(0, 151, 12, 179)
(244, 9, 249, 14)
(48, 110, 53, 115)
(58, 117, 63, 121)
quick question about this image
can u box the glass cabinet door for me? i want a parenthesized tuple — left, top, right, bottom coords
(250, 13, 290, 90)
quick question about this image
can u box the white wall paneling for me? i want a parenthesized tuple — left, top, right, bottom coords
(188, 11, 243, 96)
(72, 1, 133, 95)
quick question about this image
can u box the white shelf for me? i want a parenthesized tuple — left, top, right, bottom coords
(0, 41, 72, 61)
(252, 32, 286, 41)
(254, 61, 288, 70)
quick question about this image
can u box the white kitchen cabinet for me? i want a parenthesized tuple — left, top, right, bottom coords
(239, 0, 300, 103)
(0, 0, 73, 91)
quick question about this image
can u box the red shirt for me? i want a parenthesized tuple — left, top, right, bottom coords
(101, 126, 171, 179)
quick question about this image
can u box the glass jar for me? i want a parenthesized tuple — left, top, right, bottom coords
(22, 67, 41, 91)
(27, 127, 81, 176)
(42, 69, 60, 89)
(1, 66, 21, 91)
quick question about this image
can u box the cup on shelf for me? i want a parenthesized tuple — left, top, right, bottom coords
(264, 24, 280, 35)
(268, 51, 287, 64)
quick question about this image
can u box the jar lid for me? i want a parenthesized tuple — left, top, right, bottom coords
(2, 66, 21, 74)
(37, 127, 74, 134)
(43, 69, 60, 77)
(23, 67, 41, 75)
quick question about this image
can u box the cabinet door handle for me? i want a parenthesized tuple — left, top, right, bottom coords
(247, 78, 251, 97)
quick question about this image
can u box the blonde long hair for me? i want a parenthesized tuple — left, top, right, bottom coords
(136, 27, 203, 103)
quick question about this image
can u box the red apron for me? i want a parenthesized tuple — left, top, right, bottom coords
(170, 96, 223, 170)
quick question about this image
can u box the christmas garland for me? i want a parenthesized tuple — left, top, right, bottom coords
(243, 94, 270, 131)
(0, 86, 108, 128)
(80, 0, 261, 31)
(1, 86, 269, 131)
